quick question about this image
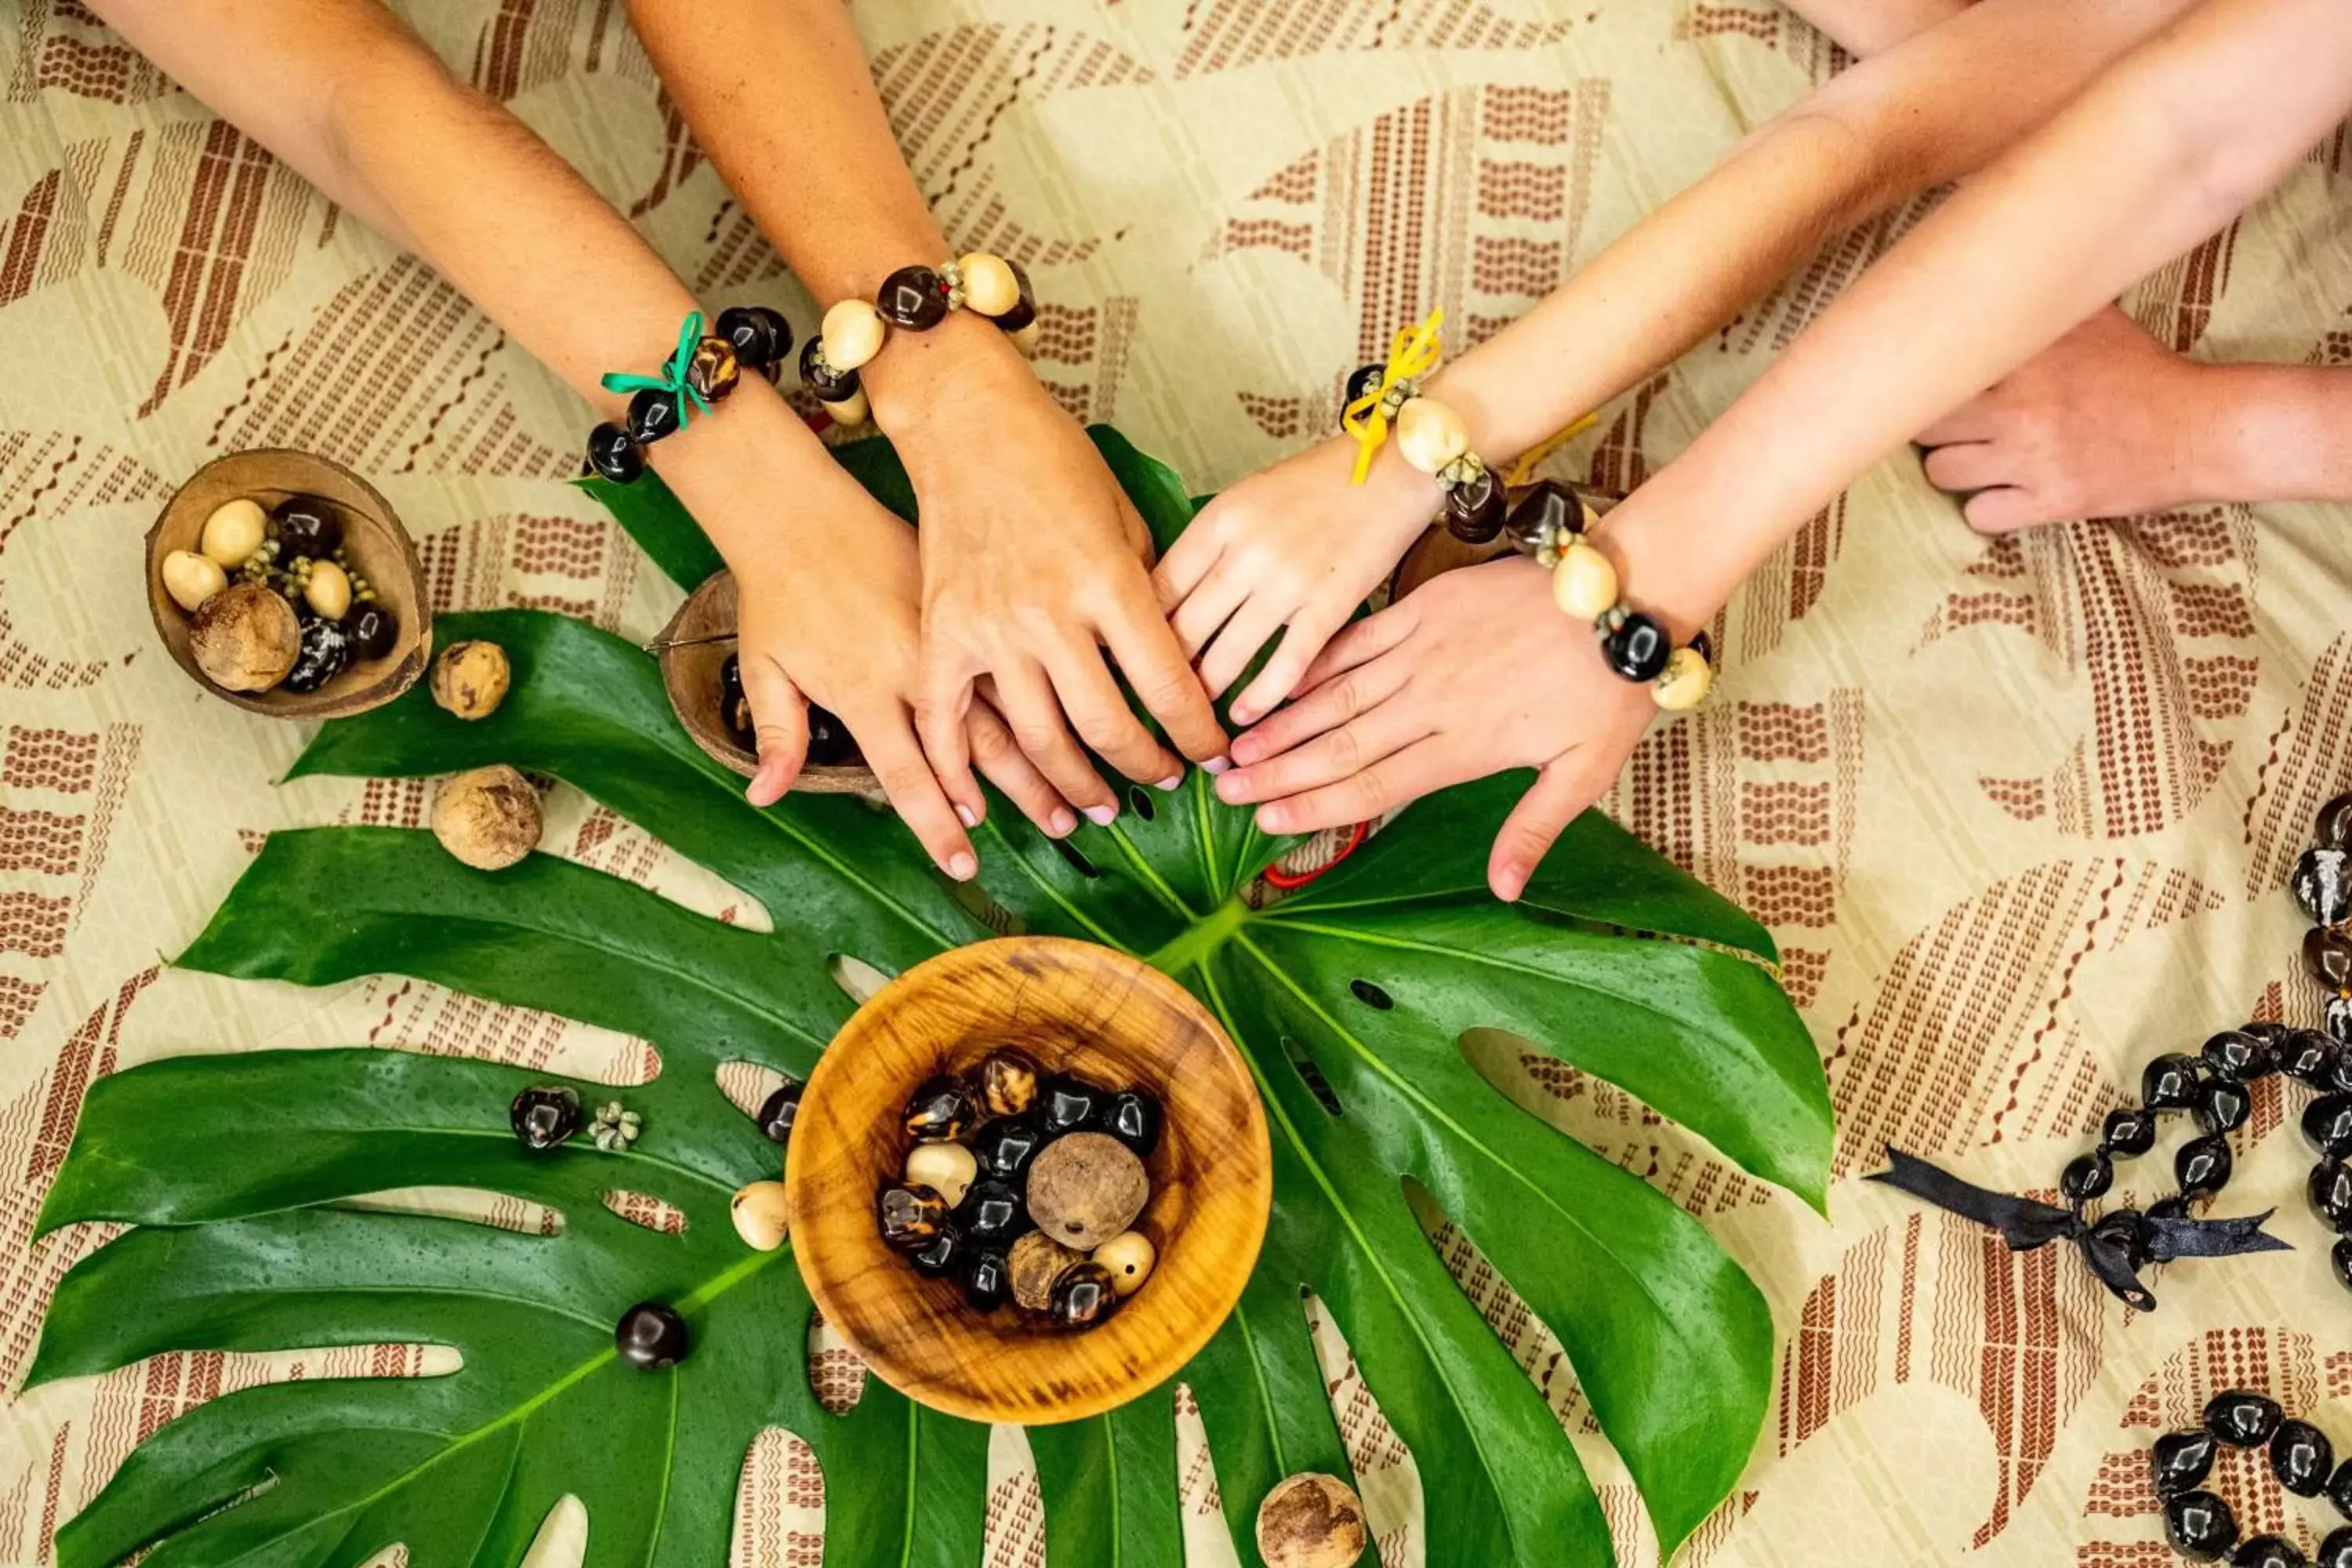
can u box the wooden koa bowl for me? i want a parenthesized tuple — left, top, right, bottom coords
(656, 569, 876, 794)
(147, 448, 430, 718)
(786, 935, 1273, 1425)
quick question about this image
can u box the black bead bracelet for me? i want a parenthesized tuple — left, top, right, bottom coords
(2149, 1390, 2352, 1564)
(801, 252, 1039, 430)
(583, 306, 795, 485)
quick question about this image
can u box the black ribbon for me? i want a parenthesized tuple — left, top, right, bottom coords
(1868, 1145, 2288, 1311)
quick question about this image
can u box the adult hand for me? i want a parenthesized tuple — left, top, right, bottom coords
(1212, 554, 1658, 901)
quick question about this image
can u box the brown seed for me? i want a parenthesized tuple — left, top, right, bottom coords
(431, 640, 511, 720)
(976, 1049, 1040, 1118)
(2321, 791, 2352, 850)
(431, 764, 542, 870)
(1255, 1472, 1367, 1568)
(1025, 1130, 1148, 1250)
(187, 583, 301, 692)
(686, 336, 740, 402)
(2310, 926, 2352, 989)
(1007, 1230, 1083, 1312)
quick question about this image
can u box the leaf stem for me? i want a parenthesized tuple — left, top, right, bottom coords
(1141, 894, 1250, 976)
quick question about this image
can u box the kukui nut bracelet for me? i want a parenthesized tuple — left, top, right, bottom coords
(800, 252, 1039, 429)
(584, 306, 794, 485)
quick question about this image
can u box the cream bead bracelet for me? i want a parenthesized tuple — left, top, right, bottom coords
(799, 252, 1039, 428)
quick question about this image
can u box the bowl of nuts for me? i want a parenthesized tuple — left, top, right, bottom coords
(146, 448, 429, 718)
(656, 569, 873, 793)
(785, 935, 1272, 1425)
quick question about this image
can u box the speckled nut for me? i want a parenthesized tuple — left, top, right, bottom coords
(1551, 539, 1618, 621)
(162, 549, 228, 614)
(199, 497, 269, 568)
(188, 583, 301, 691)
(1091, 1229, 1156, 1297)
(819, 299, 887, 372)
(957, 252, 1022, 318)
(818, 388, 870, 428)
(1255, 1472, 1367, 1568)
(906, 1140, 978, 1208)
(1392, 397, 1469, 476)
(431, 640, 511, 721)
(303, 557, 353, 622)
(431, 764, 542, 871)
(729, 1180, 789, 1251)
(1025, 1130, 1149, 1250)
(976, 1049, 1040, 1118)
(686, 336, 741, 403)
(1007, 1230, 1084, 1312)
(1653, 644, 1713, 711)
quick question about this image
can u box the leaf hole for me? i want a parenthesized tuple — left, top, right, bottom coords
(809, 1311, 869, 1414)
(827, 952, 892, 1006)
(600, 1190, 686, 1236)
(1284, 1035, 1345, 1118)
(1127, 786, 1157, 821)
(1051, 836, 1102, 878)
(717, 1061, 789, 1120)
(1348, 978, 1394, 1011)
(341, 1188, 562, 1236)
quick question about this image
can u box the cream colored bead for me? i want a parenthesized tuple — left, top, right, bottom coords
(957, 252, 1022, 318)
(820, 388, 871, 428)
(199, 497, 269, 568)
(303, 558, 353, 621)
(162, 549, 228, 613)
(1392, 397, 1469, 476)
(1091, 1229, 1156, 1297)
(1007, 320, 1043, 358)
(731, 1180, 790, 1251)
(1653, 645, 1714, 712)
(906, 1140, 977, 1207)
(819, 299, 887, 372)
(1551, 540, 1619, 621)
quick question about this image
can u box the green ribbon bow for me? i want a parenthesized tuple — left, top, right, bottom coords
(600, 310, 713, 426)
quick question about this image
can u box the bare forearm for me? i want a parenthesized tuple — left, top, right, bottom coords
(1429, 0, 2187, 463)
(2194, 364, 2352, 503)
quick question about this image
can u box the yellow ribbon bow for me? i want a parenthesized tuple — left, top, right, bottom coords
(1343, 308, 1446, 485)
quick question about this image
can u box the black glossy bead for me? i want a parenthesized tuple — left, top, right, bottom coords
(2281, 1029, 2340, 1086)
(615, 1301, 689, 1369)
(2195, 1076, 2252, 1136)
(971, 1112, 1047, 1181)
(902, 1075, 973, 1142)
(2328, 1457, 2352, 1520)
(908, 1225, 964, 1279)
(1502, 480, 1580, 557)
(2296, 847, 2352, 926)
(2273, 1418, 2336, 1496)
(799, 334, 861, 401)
(1600, 612, 1672, 682)
(1342, 362, 1385, 410)
(953, 1178, 1027, 1245)
(345, 604, 397, 661)
(993, 258, 1036, 334)
(2149, 1196, 2192, 1224)
(877, 264, 952, 330)
(2312, 1160, 2352, 1231)
(964, 1247, 1010, 1312)
(2314, 928, 2352, 989)
(878, 1184, 949, 1250)
(2336, 1236, 2352, 1295)
(716, 304, 792, 370)
(2331, 1050, 2352, 1096)
(755, 1080, 803, 1144)
(586, 421, 645, 483)
(626, 387, 681, 445)
(2153, 1429, 2218, 1497)
(2232, 1535, 2308, 1568)
(1039, 1075, 1101, 1134)
(2244, 1021, 2292, 1043)
(2316, 1526, 2352, 1568)
(2321, 792, 2352, 850)
(271, 496, 342, 557)
(720, 654, 753, 747)
(1101, 1090, 1163, 1157)
(1049, 1260, 1120, 1329)
(805, 704, 858, 768)
(2143, 1053, 2205, 1111)
(2101, 1106, 2158, 1157)
(2088, 1207, 2149, 1270)
(2176, 1134, 2234, 1199)
(2205, 1390, 2285, 1448)
(1442, 470, 1506, 544)
(2165, 1490, 2241, 1561)
(2205, 1029, 2277, 1082)
(2060, 1150, 2114, 1203)
(510, 1084, 580, 1150)
(2330, 993, 2352, 1047)
(2306, 1095, 2352, 1160)
(281, 614, 351, 694)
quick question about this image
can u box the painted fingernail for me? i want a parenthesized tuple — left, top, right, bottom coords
(1049, 807, 1079, 836)
(1215, 773, 1250, 804)
(948, 851, 978, 881)
(1203, 755, 1232, 775)
(1084, 804, 1119, 826)
(1154, 772, 1185, 792)
(955, 804, 979, 829)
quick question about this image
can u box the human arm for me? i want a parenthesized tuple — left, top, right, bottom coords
(624, 0, 1230, 826)
(1159, 0, 2194, 725)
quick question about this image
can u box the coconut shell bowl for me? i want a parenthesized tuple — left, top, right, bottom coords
(656, 568, 876, 793)
(786, 935, 1273, 1425)
(147, 448, 430, 719)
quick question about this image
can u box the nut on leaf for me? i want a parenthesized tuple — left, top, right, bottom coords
(1025, 1130, 1148, 1250)
(730, 1180, 789, 1251)
(188, 583, 301, 692)
(431, 639, 511, 720)
(431, 764, 542, 870)
(1256, 1472, 1368, 1568)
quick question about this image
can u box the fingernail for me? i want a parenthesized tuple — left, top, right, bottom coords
(1257, 805, 1286, 833)
(1155, 772, 1184, 792)
(1049, 807, 1078, 836)
(1230, 704, 1258, 726)
(1084, 804, 1118, 826)
(956, 804, 979, 828)
(948, 851, 978, 881)
(1203, 755, 1232, 775)
(1494, 866, 1526, 901)
(1215, 773, 1250, 804)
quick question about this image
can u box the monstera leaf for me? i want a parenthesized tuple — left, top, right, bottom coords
(32, 430, 1830, 1568)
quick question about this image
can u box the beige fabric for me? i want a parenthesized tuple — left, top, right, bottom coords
(5, 0, 2352, 1563)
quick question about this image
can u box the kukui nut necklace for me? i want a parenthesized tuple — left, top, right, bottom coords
(2147, 1390, 2352, 1565)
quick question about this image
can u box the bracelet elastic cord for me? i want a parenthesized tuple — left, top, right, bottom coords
(583, 305, 794, 485)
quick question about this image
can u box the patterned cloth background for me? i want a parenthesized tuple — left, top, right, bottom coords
(4, 0, 2352, 1563)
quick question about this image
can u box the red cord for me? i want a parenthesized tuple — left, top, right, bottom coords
(1261, 819, 1369, 889)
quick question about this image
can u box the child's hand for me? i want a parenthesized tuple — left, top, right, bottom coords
(728, 468, 1073, 878)
(1152, 435, 1440, 726)
(1212, 554, 1659, 901)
